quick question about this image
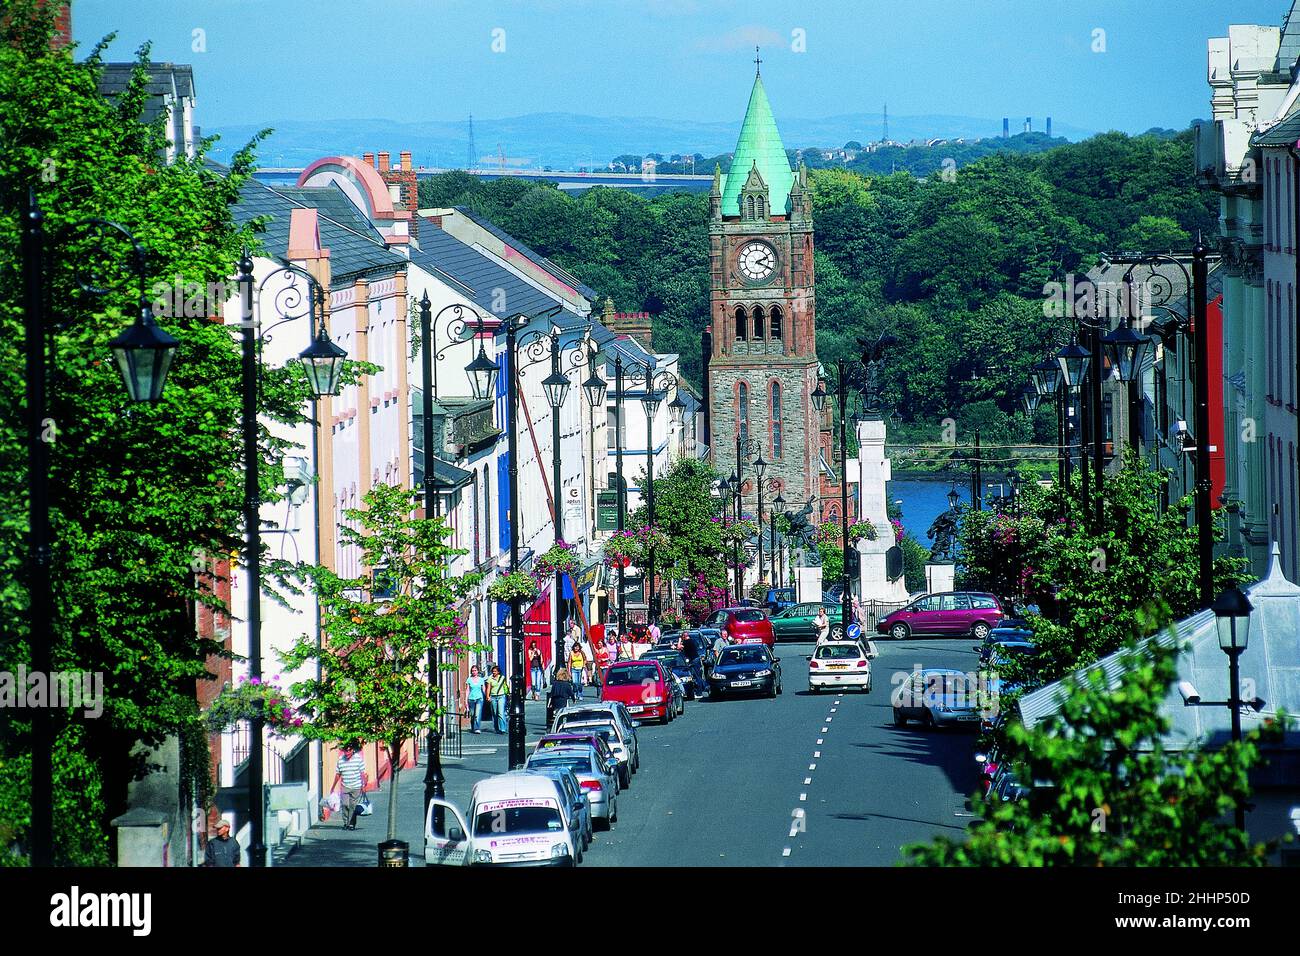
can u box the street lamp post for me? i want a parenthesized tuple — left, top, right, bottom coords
(632, 362, 682, 624)
(416, 293, 484, 829)
(733, 434, 762, 601)
(1213, 586, 1253, 832)
(236, 254, 348, 866)
(771, 487, 785, 591)
(21, 192, 178, 866)
(754, 457, 768, 585)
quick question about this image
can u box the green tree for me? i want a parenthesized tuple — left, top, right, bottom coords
(905, 639, 1287, 866)
(281, 484, 480, 843)
(0, 4, 301, 862)
(629, 458, 727, 593)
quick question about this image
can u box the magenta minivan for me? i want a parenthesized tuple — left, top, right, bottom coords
(876, 592, 1004, 641)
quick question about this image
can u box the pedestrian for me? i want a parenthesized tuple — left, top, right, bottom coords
(618, 631, 633, 661)
(528, 641, 545, 701)
(647, 619, 662, 645)
(203, 819, 241, 867)
(569, 642, 587, 697)
(579, 632, 595, 687)
(549, 667, 579, 715)
(680, 630, 707, 699)
(335, 743, 368, 830)
(814, 606, 830, 644)
(466, 665, 486, 733)
(566, 617, 582, 662)
(486, 666, 509, 734)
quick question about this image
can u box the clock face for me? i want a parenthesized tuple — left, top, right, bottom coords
(737, 241, 777, 283)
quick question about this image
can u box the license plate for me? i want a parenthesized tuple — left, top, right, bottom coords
(629, 706, 647, 713)
(730, 680, 754, 687)
(828, 665, 848, 670)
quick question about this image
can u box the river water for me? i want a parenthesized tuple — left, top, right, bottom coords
(888, 476, 969, 547)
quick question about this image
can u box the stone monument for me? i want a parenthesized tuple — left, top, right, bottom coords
(855, 417, 910, 604)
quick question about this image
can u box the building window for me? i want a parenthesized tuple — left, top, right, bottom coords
(746, 195, 755, 219)
(752, 307, 763, 340)
(738, 382, 749, 447)
(769, 305, 783, 341)
(735, 305, 747, 342)
(606, 407, 627, 451)
(771, 381, 783, 458)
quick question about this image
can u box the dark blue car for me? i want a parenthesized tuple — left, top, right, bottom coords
(640, 649, 699, 699)
(708, 644, 782, 699)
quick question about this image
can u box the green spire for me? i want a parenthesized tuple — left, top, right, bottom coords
(720, 73, 794, 217)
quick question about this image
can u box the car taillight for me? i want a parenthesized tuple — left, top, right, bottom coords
(856, 660, 868, 667)
(809, 660, 820, 669)
(580, 780, 602, 792)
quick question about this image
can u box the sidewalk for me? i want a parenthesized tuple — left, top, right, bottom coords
(283, 688, 582, 866)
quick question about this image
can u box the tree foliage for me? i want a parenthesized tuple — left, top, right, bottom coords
(905, 640, 1287, 866)
(280, 484, 480, 843)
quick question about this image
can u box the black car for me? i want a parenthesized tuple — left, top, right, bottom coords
(709, 644, 782, 698)
(640, 648, 699, 699)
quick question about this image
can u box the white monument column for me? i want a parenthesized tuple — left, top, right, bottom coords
(855, 417, 910, 603)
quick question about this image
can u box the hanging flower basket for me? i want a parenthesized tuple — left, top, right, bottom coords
(533, 541, 579, 584)
(602, 531, 642, 569)
(720, 518, 757, 546)
(847, 519, 878, 542)
(206, 676, 304, 737)
(487, 571, 540, 604)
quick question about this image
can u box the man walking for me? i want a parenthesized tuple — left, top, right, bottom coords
(336, 744, 368, 830)
(680, 630, 707, 699)
(203, 819, 241, 867)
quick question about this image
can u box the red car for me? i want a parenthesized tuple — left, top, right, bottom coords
(601, 659, 677, 724)
(703, 607, 775, 648)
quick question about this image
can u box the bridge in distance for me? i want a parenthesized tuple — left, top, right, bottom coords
(253, 166, 714, 195)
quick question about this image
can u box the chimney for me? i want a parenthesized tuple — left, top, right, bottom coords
(399, 150, 412, 171)
(377, 149, 419, 241)
(1046, 116, 1052, 138)
(51, 1, 71, 49)
(363, 152, 375, 167)
(1002, 117, 1009, 138)
(378, 151, 391, 172)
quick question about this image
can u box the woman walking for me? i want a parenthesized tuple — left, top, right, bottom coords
(466, 665, 486, 734)
(569, 643, 587, 697)
(814, 606, 830, 645)
(528, 641, 545, 701)
(486, 665, 509, 734)
(549, 667, 579, 715)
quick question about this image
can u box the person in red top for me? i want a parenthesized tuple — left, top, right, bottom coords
(594, 638, 612, 690)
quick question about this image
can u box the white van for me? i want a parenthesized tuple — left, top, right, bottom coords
(425, 771, 582, 867)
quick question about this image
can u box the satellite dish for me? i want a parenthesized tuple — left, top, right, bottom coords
(885, 546, 904, 581)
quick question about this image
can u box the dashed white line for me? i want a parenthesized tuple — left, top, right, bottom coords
(808, 762, 817, 770)
(814, 751, 821, 758)
(821, 726, 828, 732)
(783, 847, 792, 856)
(804, 776, 812, 784)
(799, 793, 807, 802)
(817, 738, 824, 745)
(830, 707, 838, 713)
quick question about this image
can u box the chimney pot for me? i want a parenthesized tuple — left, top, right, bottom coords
(378, 151, 391, 172)
(363, 152, 375, 166)
(400, 150, 413, 171)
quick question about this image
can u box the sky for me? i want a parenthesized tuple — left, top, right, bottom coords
(72, 0, 1285, 133)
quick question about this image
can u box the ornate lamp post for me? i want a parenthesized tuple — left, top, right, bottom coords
(632, 361, 681, 624)
(21, 192, 179, 866)
(771, 488, 785, 589)
(236, 254, 348, 866)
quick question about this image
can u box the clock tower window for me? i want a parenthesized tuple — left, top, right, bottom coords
(734, 305, 747, 342)
(752, 307, 763, 340)
(769, 305, 783, 342)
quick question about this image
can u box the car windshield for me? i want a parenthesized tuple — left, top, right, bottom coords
(563, 722, 618, 742)
(720, 647, 768, 665)
(816, 645, 862, 660)
(605, 664, 661, 685)
(473, 805, 563, 836)
(733, 610, 765, 622)
(561, 708, 616, 724)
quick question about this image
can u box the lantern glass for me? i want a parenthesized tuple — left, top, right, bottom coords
(110, 311, 179, 402)
(542, 370, 570, 410)
(811, 383, 827, 412)
(669, 395, 686, 427)
(583, 371, 607, 409)
(1212, 587, 1253, 652)
(465, 347, 499, 401)
(754, 456, 767, 479)
(298, 328, 348, 398)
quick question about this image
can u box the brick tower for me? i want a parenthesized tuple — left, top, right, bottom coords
(708, 64, 818, 515)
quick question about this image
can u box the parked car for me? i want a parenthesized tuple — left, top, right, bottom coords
(524, 746, 619, 830)
(526, 764, 592, 851)
(602, 659, 681, 727)
(553, 714, 641, 783)
(425, 771, 583, 867)
(533, 732, 620, 789)
(552, 701, 640, 758)
(771, 602, 835, 642)
(763, 587, 797, 614)
(640, 648, 700, 698)
(974, 635, 1038, 668)
(709, 643, 783, 698)
(703, 606, 775, 647)
(877, 592, 1004, 641)
(808, 640, 873, 693)
(891, 668, 982, 729)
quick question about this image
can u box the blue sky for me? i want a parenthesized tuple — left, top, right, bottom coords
(73, 0, 1283, 132)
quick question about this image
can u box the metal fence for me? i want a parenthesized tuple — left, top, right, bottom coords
(859, 600, 908, 634)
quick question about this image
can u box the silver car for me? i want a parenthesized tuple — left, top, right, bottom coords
(554, 703, 641, 773)
(892, 668, 982, 729)
(525, 746, 619, 829)
(525, 765, 592, 850)
(557, 717, 636, 788)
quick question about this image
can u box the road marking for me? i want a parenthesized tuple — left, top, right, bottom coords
(808, 762, 817, 770)
(821, 726, 828, 732)
(831, 707, 837, 713)
(817, 738, 824, 745)
(826, 716, 833, 722)
(804, 776, 812, 784)
(799, 793, 807, 801)
(814, 751, 821, 758)
(782, 847, 792, 857)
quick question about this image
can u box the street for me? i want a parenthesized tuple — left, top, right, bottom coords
(587, 638, 980, 866)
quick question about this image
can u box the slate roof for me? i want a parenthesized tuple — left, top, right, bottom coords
(451, 206, 600, 301)
(97, 62, 195, 101)
(1252, 109, 1300, 147)
(719, 73, 795, 217)
(410, 226, 572, 319)
(233, 179, 407, 281)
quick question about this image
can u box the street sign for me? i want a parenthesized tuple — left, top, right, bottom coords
(597, 490, 621, 531)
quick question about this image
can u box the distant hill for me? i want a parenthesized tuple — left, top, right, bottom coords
(208, 111, 1098, 170)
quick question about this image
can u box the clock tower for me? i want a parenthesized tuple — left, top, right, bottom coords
(708, 66, 819, 518)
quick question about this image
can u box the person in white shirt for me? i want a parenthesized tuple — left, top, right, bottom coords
(814, 607, 831, 645)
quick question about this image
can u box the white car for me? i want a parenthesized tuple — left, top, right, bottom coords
(425, 772, 583, 867)
(808, 640, 873, 692)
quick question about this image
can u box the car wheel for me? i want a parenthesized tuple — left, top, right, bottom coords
(922, 709, 935, 730)
(810, 684, 820, 694)
(768, 679, 778, 699)
(893, 707, 907, 726)
(972, 622, 991, 641)
(610, 801, 617, 825)
(620, 766, 631, 789)
(890, 623, 910, 641)
(777, 677, 783, 695)
(865, 677, 873, 694)
(830, 624, 845, 640)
